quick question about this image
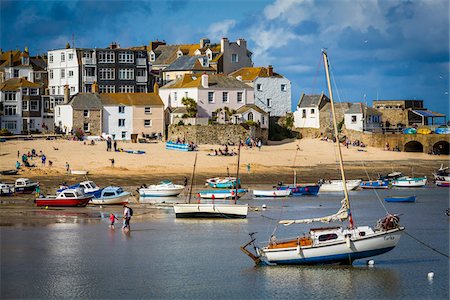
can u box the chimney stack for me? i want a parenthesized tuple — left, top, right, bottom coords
(268, 65, 273, 76)
(153, 81, 159, 94)
(201, 73, 209, 88)
(63, 85, 70, 104)
(92, 81, 99, 93)
(220, 37, 228, 53)
(236, 75, 243, 81)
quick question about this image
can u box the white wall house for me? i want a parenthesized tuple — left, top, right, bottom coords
(54, 104, 73, 134)
(293, 93, 330, 128)
(344, 103, 383, 133)
(254, 76, 291, 117)
(233, 104, 269, 129)
(158, 87, 199, 109)
(103, 105, 133, 140)
(48, 48, 80, 97)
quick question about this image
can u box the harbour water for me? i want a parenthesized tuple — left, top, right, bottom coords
(1, 186, 448, 299)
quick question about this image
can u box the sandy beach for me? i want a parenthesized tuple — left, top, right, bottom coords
(0, 138, 447, 192)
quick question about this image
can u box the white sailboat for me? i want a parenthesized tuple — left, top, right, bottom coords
(241, 50, 404, 265)
(173, 148, 248, 219)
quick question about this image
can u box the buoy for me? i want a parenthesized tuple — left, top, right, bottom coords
(367, 259, 375, 266)
(262, 204, 267, 209)
(428, 272, 434, 279)
(45, 206, 48, 209)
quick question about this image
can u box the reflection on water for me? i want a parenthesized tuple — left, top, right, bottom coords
(139, 196, 181, 205)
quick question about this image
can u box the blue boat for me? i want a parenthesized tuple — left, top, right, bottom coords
(206, 177, 240, 188)
(384, 195, 416, 203)
(360, 180, 390, 189)
(277, 185, 320, 195)
(90, 186, 131, 205)
(198, 189, 248, 199)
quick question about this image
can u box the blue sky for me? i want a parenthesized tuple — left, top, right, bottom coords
(1, 0, 449, 116)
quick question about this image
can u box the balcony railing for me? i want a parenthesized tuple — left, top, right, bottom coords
(84, 76, 96, 83)
(82, 57, 96, 65)
(136, 76, 147, 83)
(136, 58, 147, 66)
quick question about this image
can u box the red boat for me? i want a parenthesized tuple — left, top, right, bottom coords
(35, 188, 92, 207)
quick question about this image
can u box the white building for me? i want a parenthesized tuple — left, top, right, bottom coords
(344, 103, 383, 133)
(293, 93, 330, 128)
(102, 104, 133, 140)
(48, 48, 80, 97)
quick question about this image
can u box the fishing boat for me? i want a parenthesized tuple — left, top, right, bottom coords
(90, 186, 130, 205)
(199, 189, 248, 199)
(35, 188, 92, 207)
(240, 50, 403, 266)
(391, 177, 427, 187)
(139, 180, 185, 197)
(360, 180, 390, 189)
(253, 189, 291, 198)
(433, 164, 450, 181)
(174, 148, 249, 218)
(379, 172, 406, 181)
(384, 196, 416, 203)
(277, 185, 320, 196)
(14, 178, 39, 194)
(0, 183, 14, 196)
(319, 179, 362, 192)
(206, 177, 240, 188)
(435, 180, 450, 187)
(58, 180, 101, 195)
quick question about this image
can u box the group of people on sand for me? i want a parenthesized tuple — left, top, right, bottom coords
(16, 148, 53, 169)
(320, 136, 366, 148)
(108, 204, 133, 232)
(209, 144, 237, 156)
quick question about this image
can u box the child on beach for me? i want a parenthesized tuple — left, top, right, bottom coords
(109, 213, 119, 229)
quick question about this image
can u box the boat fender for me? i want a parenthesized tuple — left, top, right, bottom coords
(296, 245, 301, 255)
(231, 191, 235, 196)
(345, 235, 351, 248)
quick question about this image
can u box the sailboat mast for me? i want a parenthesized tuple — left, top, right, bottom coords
(187, 152, 198, 204)
(235, 143, 241, 204)
(322, 50, 353, 221)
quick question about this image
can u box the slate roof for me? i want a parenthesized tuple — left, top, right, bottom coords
(0, 50, 47, 71)
(171, 107, 188, 114)
(229, 67, 282, 81)
(236, 104, 268, 115)
(100, 93, 164, 106)
(161, 74, 252, 89)
(164, 56, 215, 72)
(346, 103, 381, 116)
(297, 93, 330, 107)
(0, 78, 41, 91)
(153, 43, 222, 66)
(69, 93, 103, 110)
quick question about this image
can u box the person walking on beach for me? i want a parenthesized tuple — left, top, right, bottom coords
(41, 155, 46, 167)
(17, 150, 20, 158)
(35, 184, 41, 198)
(109, 213, 119, 229)
(247, 163, 251, 173)
(113, 140, 117, 152)
(122, 205, 132, 231)
(110, 158, 115, 168)
(257, 139, 262, 151)
(65, 162, 70, 174)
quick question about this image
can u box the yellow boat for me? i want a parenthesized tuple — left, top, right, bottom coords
(417, 128, 431, 134)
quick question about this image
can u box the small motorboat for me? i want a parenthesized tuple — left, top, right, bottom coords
(58, 180, 101, 195)
(198, 189, 248, 199)
(391, 177, 427, 187)
(378, 172, 406, 182)
(174, 202, 248, 218)
(318, 179, 362, 192)
(0, 169, 18, 175)
(35, 188, 92, 207)
(435, 180, 450, 187)
(14, 178, 39, 194)
(90, 186, 130, 205)
(139, 180, 185, 197)
(384, 196, 416, 203)
(206, 177, 240, 188)
(360, 180, 389, 189)
(277, 184, 320, 196)
(253, 189, 291, 198)
(433, 165, 450, 181)
(71, 170, 89, 175)
(0, 183, 14, 196)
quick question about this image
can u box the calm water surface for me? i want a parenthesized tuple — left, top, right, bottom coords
(1, 187, 449, 299)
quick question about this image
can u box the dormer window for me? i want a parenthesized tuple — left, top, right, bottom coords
(177, 50, 183, 58)
(200, 57, 208, 67)
(22, 56, 29, 65)
(194, 49, 201, 55)
(206, 49, 213, 60)
(149, 51, 155, 62)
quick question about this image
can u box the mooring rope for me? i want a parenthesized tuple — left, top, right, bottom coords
(404, 230, 449, 259)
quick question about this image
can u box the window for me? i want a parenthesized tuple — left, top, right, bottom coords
(208, 92, 214, 103)
(83, 123, 90, 132)
(35, 73, 41, 80)
(84, 110, 89, 117)
(144, 120, 152, 127)
(3, 120, 17, 130)
(302, 109, 306, 118)
(118, 119, 125, 127)
(136, 68, 146, 77)
(22, 100, 28, 110)
(351, 115, 357, 123)
(311, 108, 315, 114)
(14, 69, 19, 77)
(121, 131, 126, 139)
(99, 85, 115, 93)
(222, 92, 228, 103)
(149, 52, 155, 61)
(51, 87, 55, 95)
(30, 88, 38, 95)
(119, 69, 134, 80)
(30, 100, 39, 111)
(281, 84, 287, 92)
(70, 87, 75, 92)
(98, 51, 115, 63)
(247, 112, 253, 121)
(49, 54, 53, 63)
(118, 51, 134, 63)
(57, 107, 60, 116)
(22, 88, 28, 95)
(99, 68, 115, 80)
(136, 85, 146, 93)
(50, 70, 54, 79)
(256, 84, 262, 91)
(61, 69, 65, 79)
(61, 52, 65, 62)
(68, 53, 74, 60)
(173, 92, 177, 103)
(231, 53, 238, 62)
(237, 92, 243, 103)
(4, 92, 16, 101)
(118, 85, 134, 93)
(144, 107, 151, 114)
(318, 233, 338, 242)
(185, 92, 189, 98)
(266, 98, 272, 107)
(45, 100, 49, 109)
(118, 106, 125, 114)
(4, 105, 17, 115)
(68, 70, 74, 77)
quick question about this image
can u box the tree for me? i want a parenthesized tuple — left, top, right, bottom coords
(181, 97, 197, 118)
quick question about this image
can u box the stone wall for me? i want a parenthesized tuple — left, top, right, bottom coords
(73, 109, 102, 135)
(168, 124, 268, 145)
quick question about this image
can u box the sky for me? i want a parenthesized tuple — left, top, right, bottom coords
(1, 0, 449, 116)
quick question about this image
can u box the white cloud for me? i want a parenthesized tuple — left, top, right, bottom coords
(207, 19, 236, 39)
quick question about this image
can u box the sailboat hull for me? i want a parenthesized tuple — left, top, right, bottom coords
(258, 227, 403, 265)
(173, 203, 248, 218)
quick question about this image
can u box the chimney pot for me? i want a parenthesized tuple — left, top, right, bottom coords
(201, 73, 209, 88)
(64, 85, 70, 104)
